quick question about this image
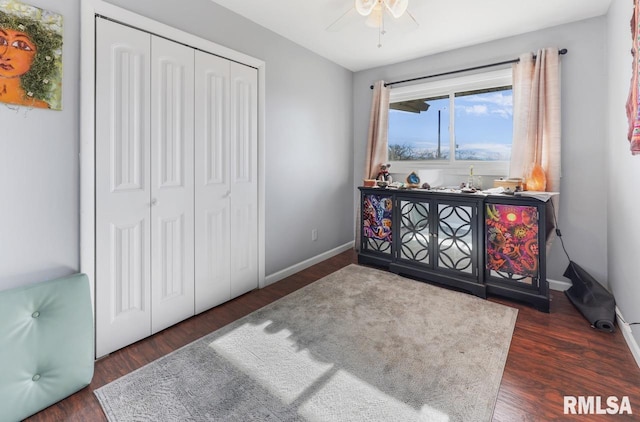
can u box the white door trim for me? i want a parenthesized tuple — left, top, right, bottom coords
(80, 0, 267, 318)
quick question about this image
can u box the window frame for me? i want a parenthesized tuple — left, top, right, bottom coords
(387, 68, 513, 178)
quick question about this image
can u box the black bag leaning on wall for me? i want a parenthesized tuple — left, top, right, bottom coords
(563, 261, 616, 333)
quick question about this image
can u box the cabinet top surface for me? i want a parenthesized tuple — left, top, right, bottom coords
(358, 186, 549, 204)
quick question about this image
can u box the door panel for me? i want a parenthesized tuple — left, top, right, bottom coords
(436, 202, 475, 275)
(230, 62, 258, 298)
(150, 36, 195, 333)
(194, 51, 231, 313)
(96, 18, 152, 357)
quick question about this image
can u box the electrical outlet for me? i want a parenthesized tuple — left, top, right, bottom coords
(311, 229, 318, 241)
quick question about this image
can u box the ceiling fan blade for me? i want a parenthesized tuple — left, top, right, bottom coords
(383, 0, 408, 18)
(325, 6, 356, 32)
(355, 0, 376, 16)
(405, 9, 419, 27)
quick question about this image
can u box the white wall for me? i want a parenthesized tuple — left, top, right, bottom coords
(0, 0, 80, 290)
(0, 0, 354, 292)
(353, 17, 608, 285)
(607, 1, 640, 340)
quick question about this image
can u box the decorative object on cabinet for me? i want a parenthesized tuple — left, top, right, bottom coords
(406, 171, 420, 187)
(376, 163, 392, 182)
(358, 187, 550, 312)
(493, 178, 523, 191)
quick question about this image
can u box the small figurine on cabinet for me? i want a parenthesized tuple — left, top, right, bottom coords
(377, 163, 392, 182)
(406, 171, 420, 188)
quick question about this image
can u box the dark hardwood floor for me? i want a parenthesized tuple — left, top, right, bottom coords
(25, 249, 640, 421)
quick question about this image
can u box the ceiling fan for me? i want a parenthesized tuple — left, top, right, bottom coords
(356, 0, 409, 20)
(326, 0, 419, 47)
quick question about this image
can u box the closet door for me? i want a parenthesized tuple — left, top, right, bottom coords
(194, 52, 231, 313)
(194, 57, 258, 310)
(95, 18, 152, 357)
(150, 36, 195, 333)
(229, 62, 259, 297)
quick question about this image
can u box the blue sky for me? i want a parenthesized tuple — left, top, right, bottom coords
(389, 89, 513, 158)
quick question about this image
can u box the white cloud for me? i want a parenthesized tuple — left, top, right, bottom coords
(491, 108, 513, 118)
(460, 104, 488, 116)
(461, 91, 513, 119)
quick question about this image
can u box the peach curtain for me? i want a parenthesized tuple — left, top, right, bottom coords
(364, 80, 391, 179)
(357, 80, 390, 251)
(509, 48, 561, 193)
(510, 48, 561, 248)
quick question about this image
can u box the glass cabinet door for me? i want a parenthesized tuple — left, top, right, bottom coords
(399, 200, 431, 264)
(436, 202, 475, 275)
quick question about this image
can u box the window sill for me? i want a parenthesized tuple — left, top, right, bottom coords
(388, 160, 510, 187)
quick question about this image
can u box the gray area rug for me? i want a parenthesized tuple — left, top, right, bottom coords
(95, 264, 517, 422)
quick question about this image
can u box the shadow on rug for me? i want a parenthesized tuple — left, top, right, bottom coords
(95, 264, 517, 422)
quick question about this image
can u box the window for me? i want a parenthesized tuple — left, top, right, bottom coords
(387, 69, 513, 176)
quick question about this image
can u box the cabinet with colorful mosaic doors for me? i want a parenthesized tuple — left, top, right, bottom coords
(359, 187, 486, 298)
(484, 195, 549, 312)
(358, 187, 550, 312)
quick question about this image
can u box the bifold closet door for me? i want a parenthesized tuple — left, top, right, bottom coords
(95, 18, 196, 356)
(194, 52, 231, 313)
(229, 62, 259, 298)
(149, 36, 195, 334)
(194, 54, 258, 312)
(95, 18, 152, 357)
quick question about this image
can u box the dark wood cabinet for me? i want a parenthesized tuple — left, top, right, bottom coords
(358, 187, 550, 312)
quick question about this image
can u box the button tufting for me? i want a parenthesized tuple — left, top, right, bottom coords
(32, 311, 40, 318)
(32, 374, 41, 381)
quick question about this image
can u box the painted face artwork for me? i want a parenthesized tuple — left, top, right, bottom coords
(0, 25, 49, 108)
(0, 27, 37, 78)
(0, 1, 64, 110)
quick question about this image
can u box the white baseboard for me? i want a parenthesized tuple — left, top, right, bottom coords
(548, 278, 571, 292)
(616, 307, 640, 368)
(265, 241, 355, 286)
(266, 259, 572, 290)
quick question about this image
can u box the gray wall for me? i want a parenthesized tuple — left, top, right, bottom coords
(353, 17, 608, 285)
(607, 1, 640, 342)
(0, 0, 354, 291)
(0, 0, 621, 322)
(0, 0, 80, 290)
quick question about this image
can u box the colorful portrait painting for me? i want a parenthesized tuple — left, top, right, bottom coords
(0, 0, 63, 110)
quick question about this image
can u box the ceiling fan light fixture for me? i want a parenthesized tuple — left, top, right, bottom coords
(384, 0, 408, 18)
(355, 0, 376, 16)
(365, 4, 383, 28)
(351, 0, 412, 48)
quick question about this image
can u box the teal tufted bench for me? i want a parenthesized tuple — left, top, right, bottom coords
(0, 273, 94, 422)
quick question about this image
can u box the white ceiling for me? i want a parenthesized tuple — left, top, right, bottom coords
(210, 0, 612, 72)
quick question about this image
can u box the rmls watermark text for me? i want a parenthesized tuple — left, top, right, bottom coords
(564, 396, 632, 415)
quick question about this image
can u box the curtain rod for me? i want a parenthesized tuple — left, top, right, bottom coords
(369, 48, 568, 89)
